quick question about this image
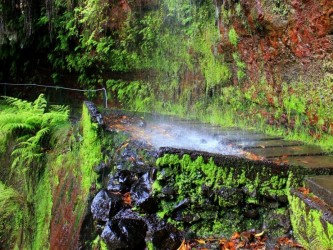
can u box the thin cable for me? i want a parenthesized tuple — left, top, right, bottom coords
(0, 82, 108, 108)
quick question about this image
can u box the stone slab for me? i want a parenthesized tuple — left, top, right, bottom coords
(219, 133, 283, 143)
(248, 145, 325, 158)
(268, 155, 333, 170)
(306, 176, 333, 207)
(235, 140, 304, 149)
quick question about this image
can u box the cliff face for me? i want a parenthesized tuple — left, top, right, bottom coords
(219, 0, 333, 85)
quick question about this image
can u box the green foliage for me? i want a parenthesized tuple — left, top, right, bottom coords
(0, 94, 69, 171)
(0, 95, 71, 249)
(228, 27, 239, 46)
(232, 52, 246, 81)
(288, 192, 333, 249)
(33, 171, 52, 250)
(0, 182, 25, 249)
(80, 103, 101, 194)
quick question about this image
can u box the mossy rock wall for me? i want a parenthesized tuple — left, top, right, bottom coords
(152, 149, 306, 238)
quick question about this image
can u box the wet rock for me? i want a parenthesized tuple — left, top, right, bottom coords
(174, 198, 190, 210)
(94, 162, 109, 174)
(262, 208, 291, 236)
(161, 185, 178, 196)
(101, 209, 147, 249)
(91, 190, 111, 222)
(243, 205, 260, 219)
(136, 119, 146, 128)
(118, 170, 138, 187)
(215, 187, 244, 207)
(84, 101, 104, 126)
(242, 186, 258, 198)
(201, 184, 215, 201)
(131, 171, 158, 213)
(107, 170, 138, 193)
(151, 223, 183, 250)
(107, 176, 122, 193)
(173, 208, 200, 223)
(91, 190, 125, 221)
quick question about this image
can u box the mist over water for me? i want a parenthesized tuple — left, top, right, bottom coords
(143, 120, 242, 155)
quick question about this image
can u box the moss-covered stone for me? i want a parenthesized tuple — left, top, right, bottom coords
(153, 152, 299, 237)
(288, 189, 333, 249)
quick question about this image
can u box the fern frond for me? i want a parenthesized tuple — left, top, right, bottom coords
(2, 96, 33, 111)
(29, 127, 49, 145)
(49, 122, 71, 146)
(50, 104, 69, 113)
(32, 94, 47, 113)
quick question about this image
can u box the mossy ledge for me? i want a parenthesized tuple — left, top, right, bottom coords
(288, 189, 333, 250)
(153, 147, 329, 239)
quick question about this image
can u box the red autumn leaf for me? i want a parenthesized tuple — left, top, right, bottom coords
(231, 232, 241, 240)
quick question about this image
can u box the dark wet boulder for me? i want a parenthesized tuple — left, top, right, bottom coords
(107, 170, 138, 193)
(91, 190, 125, 221)
(91, 190, 111, 222)
(118, 170, 138, 188)
(131, 171, 158, 213)
(151, 223, 183, 250)
(101, 209, 147, 249)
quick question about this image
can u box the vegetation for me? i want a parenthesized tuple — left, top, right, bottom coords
(1, 0, 332, 149)
(0, 95, 104, 249)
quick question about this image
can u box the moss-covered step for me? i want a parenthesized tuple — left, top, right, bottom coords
(288, 188, 333, 249)
(153, 147, 329, 238)
(306, 176, 333, 207)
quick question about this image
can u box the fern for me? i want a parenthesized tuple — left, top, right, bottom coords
(0, 94, 70, 170)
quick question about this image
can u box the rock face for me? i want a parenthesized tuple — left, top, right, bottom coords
(101, 209, 148, 249)
(219, 0, 333, 84)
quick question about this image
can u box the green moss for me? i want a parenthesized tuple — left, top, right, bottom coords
(228, 27, 239, 46)
(0, 182, 25, 249)
(154, 153, 295, 237)
(288, 192, 333, 249)
(32, 171, 52, 250)
(80, 104, 101, 196)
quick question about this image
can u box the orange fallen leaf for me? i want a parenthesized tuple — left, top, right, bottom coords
(196, 239, 206, 244)
(231, 232, 240, 240)
(221, 241, 235, 250)
(122, 192, 132, 206)
(177, 239, 189, 250)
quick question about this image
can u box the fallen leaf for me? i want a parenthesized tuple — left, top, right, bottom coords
(223, 241, 236, 250)
(177, 239, 187, 250)
(196, 239, 206, 244)
(254, 231, 265, 238)
(231, 232, 241, 240)
(235, 241, 245, 249)
(122, 192, 132, 206)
